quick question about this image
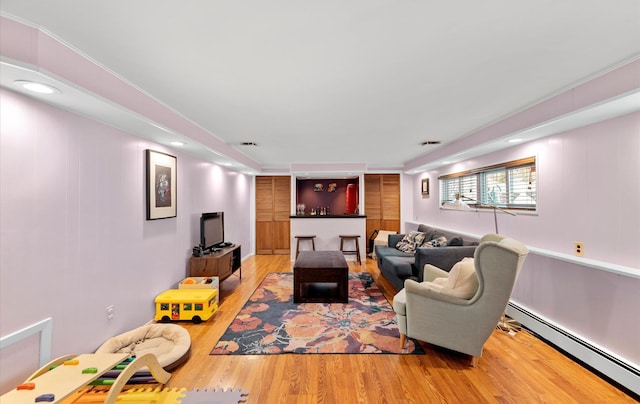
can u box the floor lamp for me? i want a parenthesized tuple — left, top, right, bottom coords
(444, 193, 521, 333)
(444, 193, 516, 234)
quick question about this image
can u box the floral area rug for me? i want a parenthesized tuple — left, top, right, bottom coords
(211, 272, 424, 354)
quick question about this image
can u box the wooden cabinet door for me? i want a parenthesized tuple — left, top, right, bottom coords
(364, 174, 400, 251)
(188, 247, 237, 279)
(255, 176, 290, 255)
(255, 221, 274, 255)
(273, 176, 291, 254)
(381, 174, 400, 231)
(189, 256, 219, 277)
(217, 253, 233, 279)
(256, 176, 275, 254)
(364, 174, 382, 249)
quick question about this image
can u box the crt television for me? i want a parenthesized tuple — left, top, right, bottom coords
(200, 212, 224, 251)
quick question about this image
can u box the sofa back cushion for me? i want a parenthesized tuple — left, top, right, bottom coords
(416, 224, 437, 241)
(416, 224, 478, 246)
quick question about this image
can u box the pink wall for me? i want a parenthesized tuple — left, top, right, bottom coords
(0, 15, 261, 172)
(410, 111, 640, 368)
(412, 112, 640, 267)
(0, 88, 253, 393)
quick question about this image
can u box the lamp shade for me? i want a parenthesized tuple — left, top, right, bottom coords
(442, 193, 470, 210)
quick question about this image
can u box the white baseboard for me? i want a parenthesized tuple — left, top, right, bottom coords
(505, 303, 639, 397)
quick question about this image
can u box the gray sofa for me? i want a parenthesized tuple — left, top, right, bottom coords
(375, 224, 479, 290)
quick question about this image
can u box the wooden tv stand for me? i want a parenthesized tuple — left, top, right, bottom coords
(188, 244, 241, 281)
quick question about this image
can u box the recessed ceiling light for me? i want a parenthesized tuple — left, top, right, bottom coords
(220, 162, 232, 166)
(507, 138, 524, 143)
(14, 80, 61, 94)
(170, 141, 185, 146)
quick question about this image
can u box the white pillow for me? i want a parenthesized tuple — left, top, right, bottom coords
(422, 258, 478, 299)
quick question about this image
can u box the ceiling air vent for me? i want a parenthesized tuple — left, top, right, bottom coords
(420, 140, 441, 146)
(240, 141, 258, 146)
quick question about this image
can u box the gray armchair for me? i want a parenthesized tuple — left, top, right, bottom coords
(392, 234, 529, 366)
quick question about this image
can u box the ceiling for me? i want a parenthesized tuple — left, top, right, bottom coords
(1, 1, 639, 174)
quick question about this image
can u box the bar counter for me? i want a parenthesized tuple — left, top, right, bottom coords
(290, 215, 366, 261)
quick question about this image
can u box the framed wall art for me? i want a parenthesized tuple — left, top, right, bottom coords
(421, 178, 430, 196)
(146, 149, 177, 220)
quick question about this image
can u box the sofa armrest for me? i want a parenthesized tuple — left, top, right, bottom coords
(414, 246, 476, 280)
(388, 233, 405, 248)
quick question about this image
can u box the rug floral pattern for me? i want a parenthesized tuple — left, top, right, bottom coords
(211, 272, 423, 354)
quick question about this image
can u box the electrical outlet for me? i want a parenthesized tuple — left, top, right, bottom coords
(574, 242, 584, 257)
(106, 305, 115, 320)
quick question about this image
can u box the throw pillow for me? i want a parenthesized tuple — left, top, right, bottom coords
(422, 236, 447, 247)
(448, 236, 464, 246)
(395, 232, 427, 253)
(422, 257, 478, 299)
(445, 257, 478, 299)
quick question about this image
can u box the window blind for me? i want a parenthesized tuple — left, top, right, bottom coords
(439, 157, 536, 211)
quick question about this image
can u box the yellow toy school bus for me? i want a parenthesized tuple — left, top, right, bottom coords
(154, 289, 218, 323)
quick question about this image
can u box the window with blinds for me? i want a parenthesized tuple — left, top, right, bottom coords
(439, 157, 536, 211)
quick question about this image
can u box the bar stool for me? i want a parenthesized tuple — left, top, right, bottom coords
(295, 235, 316, 259)
(339, 234, 361, 264)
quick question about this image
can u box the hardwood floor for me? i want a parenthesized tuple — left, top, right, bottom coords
(166, 255, 636, 403)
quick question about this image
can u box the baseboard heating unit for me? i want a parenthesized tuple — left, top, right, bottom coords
(506, 303, 639, 398)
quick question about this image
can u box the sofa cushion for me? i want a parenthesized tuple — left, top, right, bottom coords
(395, 231, 426, 253)
(383, 256, 415, 278)
(380, 256, 416, 290)
(374, 243, 413, 273)
(422, 257, 478, 299)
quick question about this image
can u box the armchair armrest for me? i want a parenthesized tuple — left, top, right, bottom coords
(414, 246, 476, 280)
(423, 264, 449, 282)
(405, 279, 472, 306)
